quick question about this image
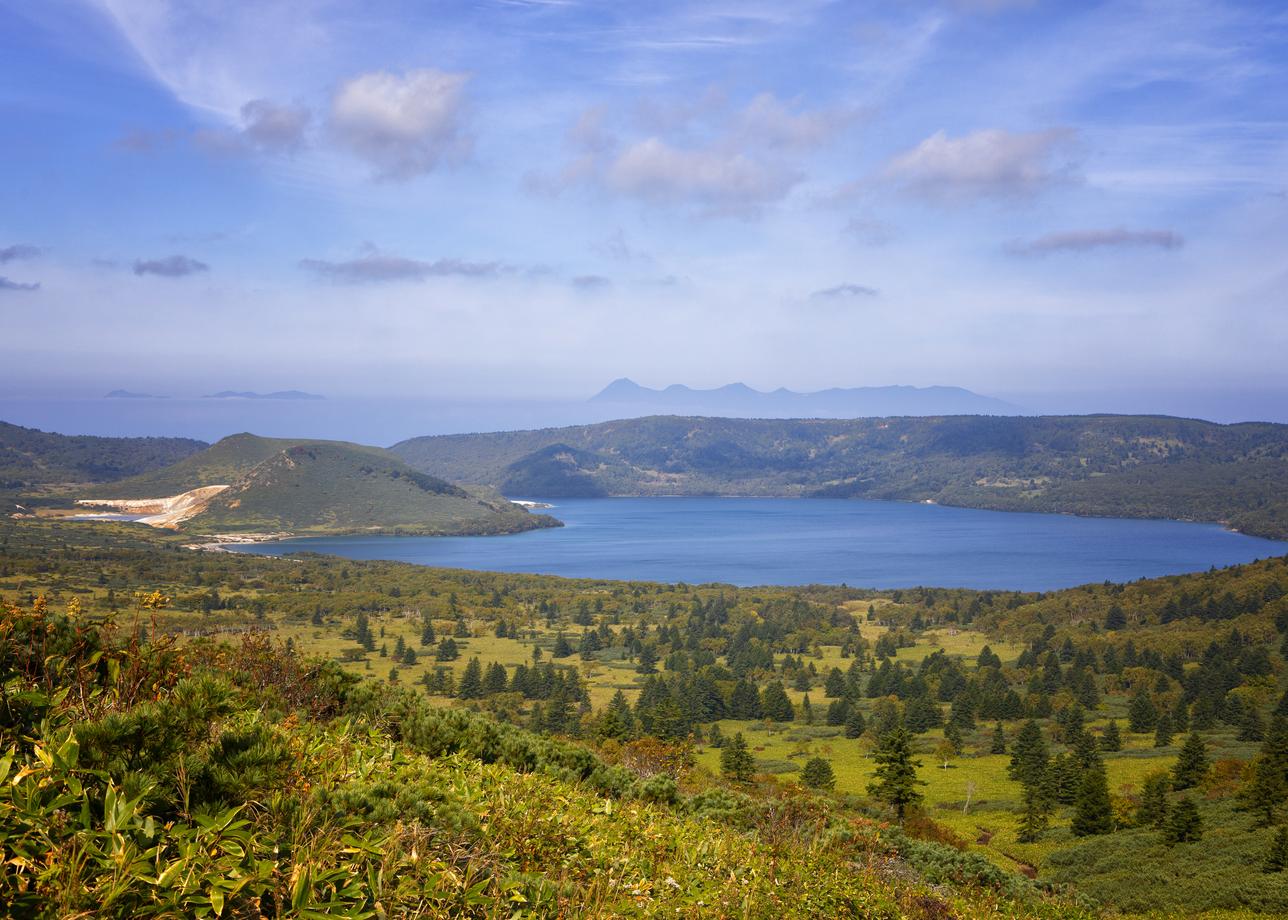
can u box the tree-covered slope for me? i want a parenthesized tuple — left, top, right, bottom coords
(184, 441, 559, 536)
(86, 432, 391, 499)
(0, 420, 206, 491)
(391, 414, 1288, 538)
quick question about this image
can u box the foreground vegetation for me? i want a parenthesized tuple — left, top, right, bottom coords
(4, 517, 1288, 915)
(1, 588, 1087, 917)
(391, 414, 1288, 539)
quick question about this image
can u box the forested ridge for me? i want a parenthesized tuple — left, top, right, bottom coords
(392, 414, 1288, 539)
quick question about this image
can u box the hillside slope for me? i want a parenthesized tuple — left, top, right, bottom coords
(87, 432, 390, 499)
(183, 441, 558, 535)
(0, 420, 206, 491)
(391, 414, 1288, 538)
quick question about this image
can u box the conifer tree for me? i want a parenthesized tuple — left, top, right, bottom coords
(944, 722, 963, 754)
(354, 611, 375, 651)
(1100, 720, 1122, 752)
(1164, 798, 1203, 845)
(801, 756, 836, 791)
(990, 722, 1007, 755)
(868, 728, 926, 819)
(1241, 708, 1267, 743)
(1008, 720, 1049, 787)
(420, 619, 436, 646)
(1241, 716, 1288, 826)
(435, 637, 459, 661)
(1017, 781, 1052, 843)
(761, 681, 795, 722)
(844, 708, 867, 739)
(1071, 759, 1114, 836)
(1129, 691, 1158, 733)
(458, 658, 484, 699)
(553, 633, 574, 659)
(1137, 772, 1171, 827)
(721, 732, 755, 783)
(1173, 732, 1209, 790)
(824, 667, 847, 698)
(729, 679, 763, 719)
(1154, 713, 1175, 747)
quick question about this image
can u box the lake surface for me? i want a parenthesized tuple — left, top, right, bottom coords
(229, 497, 1288, 590)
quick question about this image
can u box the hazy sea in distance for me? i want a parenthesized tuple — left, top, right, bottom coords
(231, 496, 1288, 591)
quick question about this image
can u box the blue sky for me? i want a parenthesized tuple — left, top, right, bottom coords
(2, 0, 1287, 415)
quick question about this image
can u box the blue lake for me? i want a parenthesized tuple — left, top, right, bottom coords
(229, 497, 1288, 591)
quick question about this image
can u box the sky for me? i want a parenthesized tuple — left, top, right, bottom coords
(3, 0, 1288, 426)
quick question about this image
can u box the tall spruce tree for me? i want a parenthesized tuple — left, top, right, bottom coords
(1164, 798, 1203, 845)
(1071, 759, 1114, 836)
(1173, 732, 1209, 790)
(1241, 716, 1288, 826)
(1129, 691, 1159, 733)
(761, 681, 795, 722)
(1100, 720, 1122, 752)
(1008, 720, 1049, 787)
(1137, 772, 1171, 827)
(721, 732, 755, 783)
(990, 722, 1007, 755)
(458, 658, 484, 699)
(868, 728, 926, 819)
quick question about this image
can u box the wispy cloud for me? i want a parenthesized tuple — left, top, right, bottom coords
(571, 274, 611, 290)
(885, 128, 1079, 202)
(0, 276, 40, 292)
(133, 255, 210, 277)
(300, 253, 506, 283)
(0, 244, 42, 263)
(1008, 228, 1185, 256)
(811, 283, 878, 300)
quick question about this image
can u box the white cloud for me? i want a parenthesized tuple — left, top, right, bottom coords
(330, 69, 471, 181)
(607, 137, 801, 215)
(885, 128, 1078, 201)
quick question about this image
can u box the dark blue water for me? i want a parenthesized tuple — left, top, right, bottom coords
(228, 497, 1288, 590)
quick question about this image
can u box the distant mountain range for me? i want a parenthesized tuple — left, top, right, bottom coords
(590, 379, 1022, 418)
(105, 389, 165, 399)
(203, 390, 324, 401)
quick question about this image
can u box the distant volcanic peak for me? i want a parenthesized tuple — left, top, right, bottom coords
(203, 390, 325, 400)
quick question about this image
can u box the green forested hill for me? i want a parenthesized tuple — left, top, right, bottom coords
(185, 441, 558, 535)
(0, 420, 206, 491)
(391, 414, 1288, 538)
(86, 432, 391, 498)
